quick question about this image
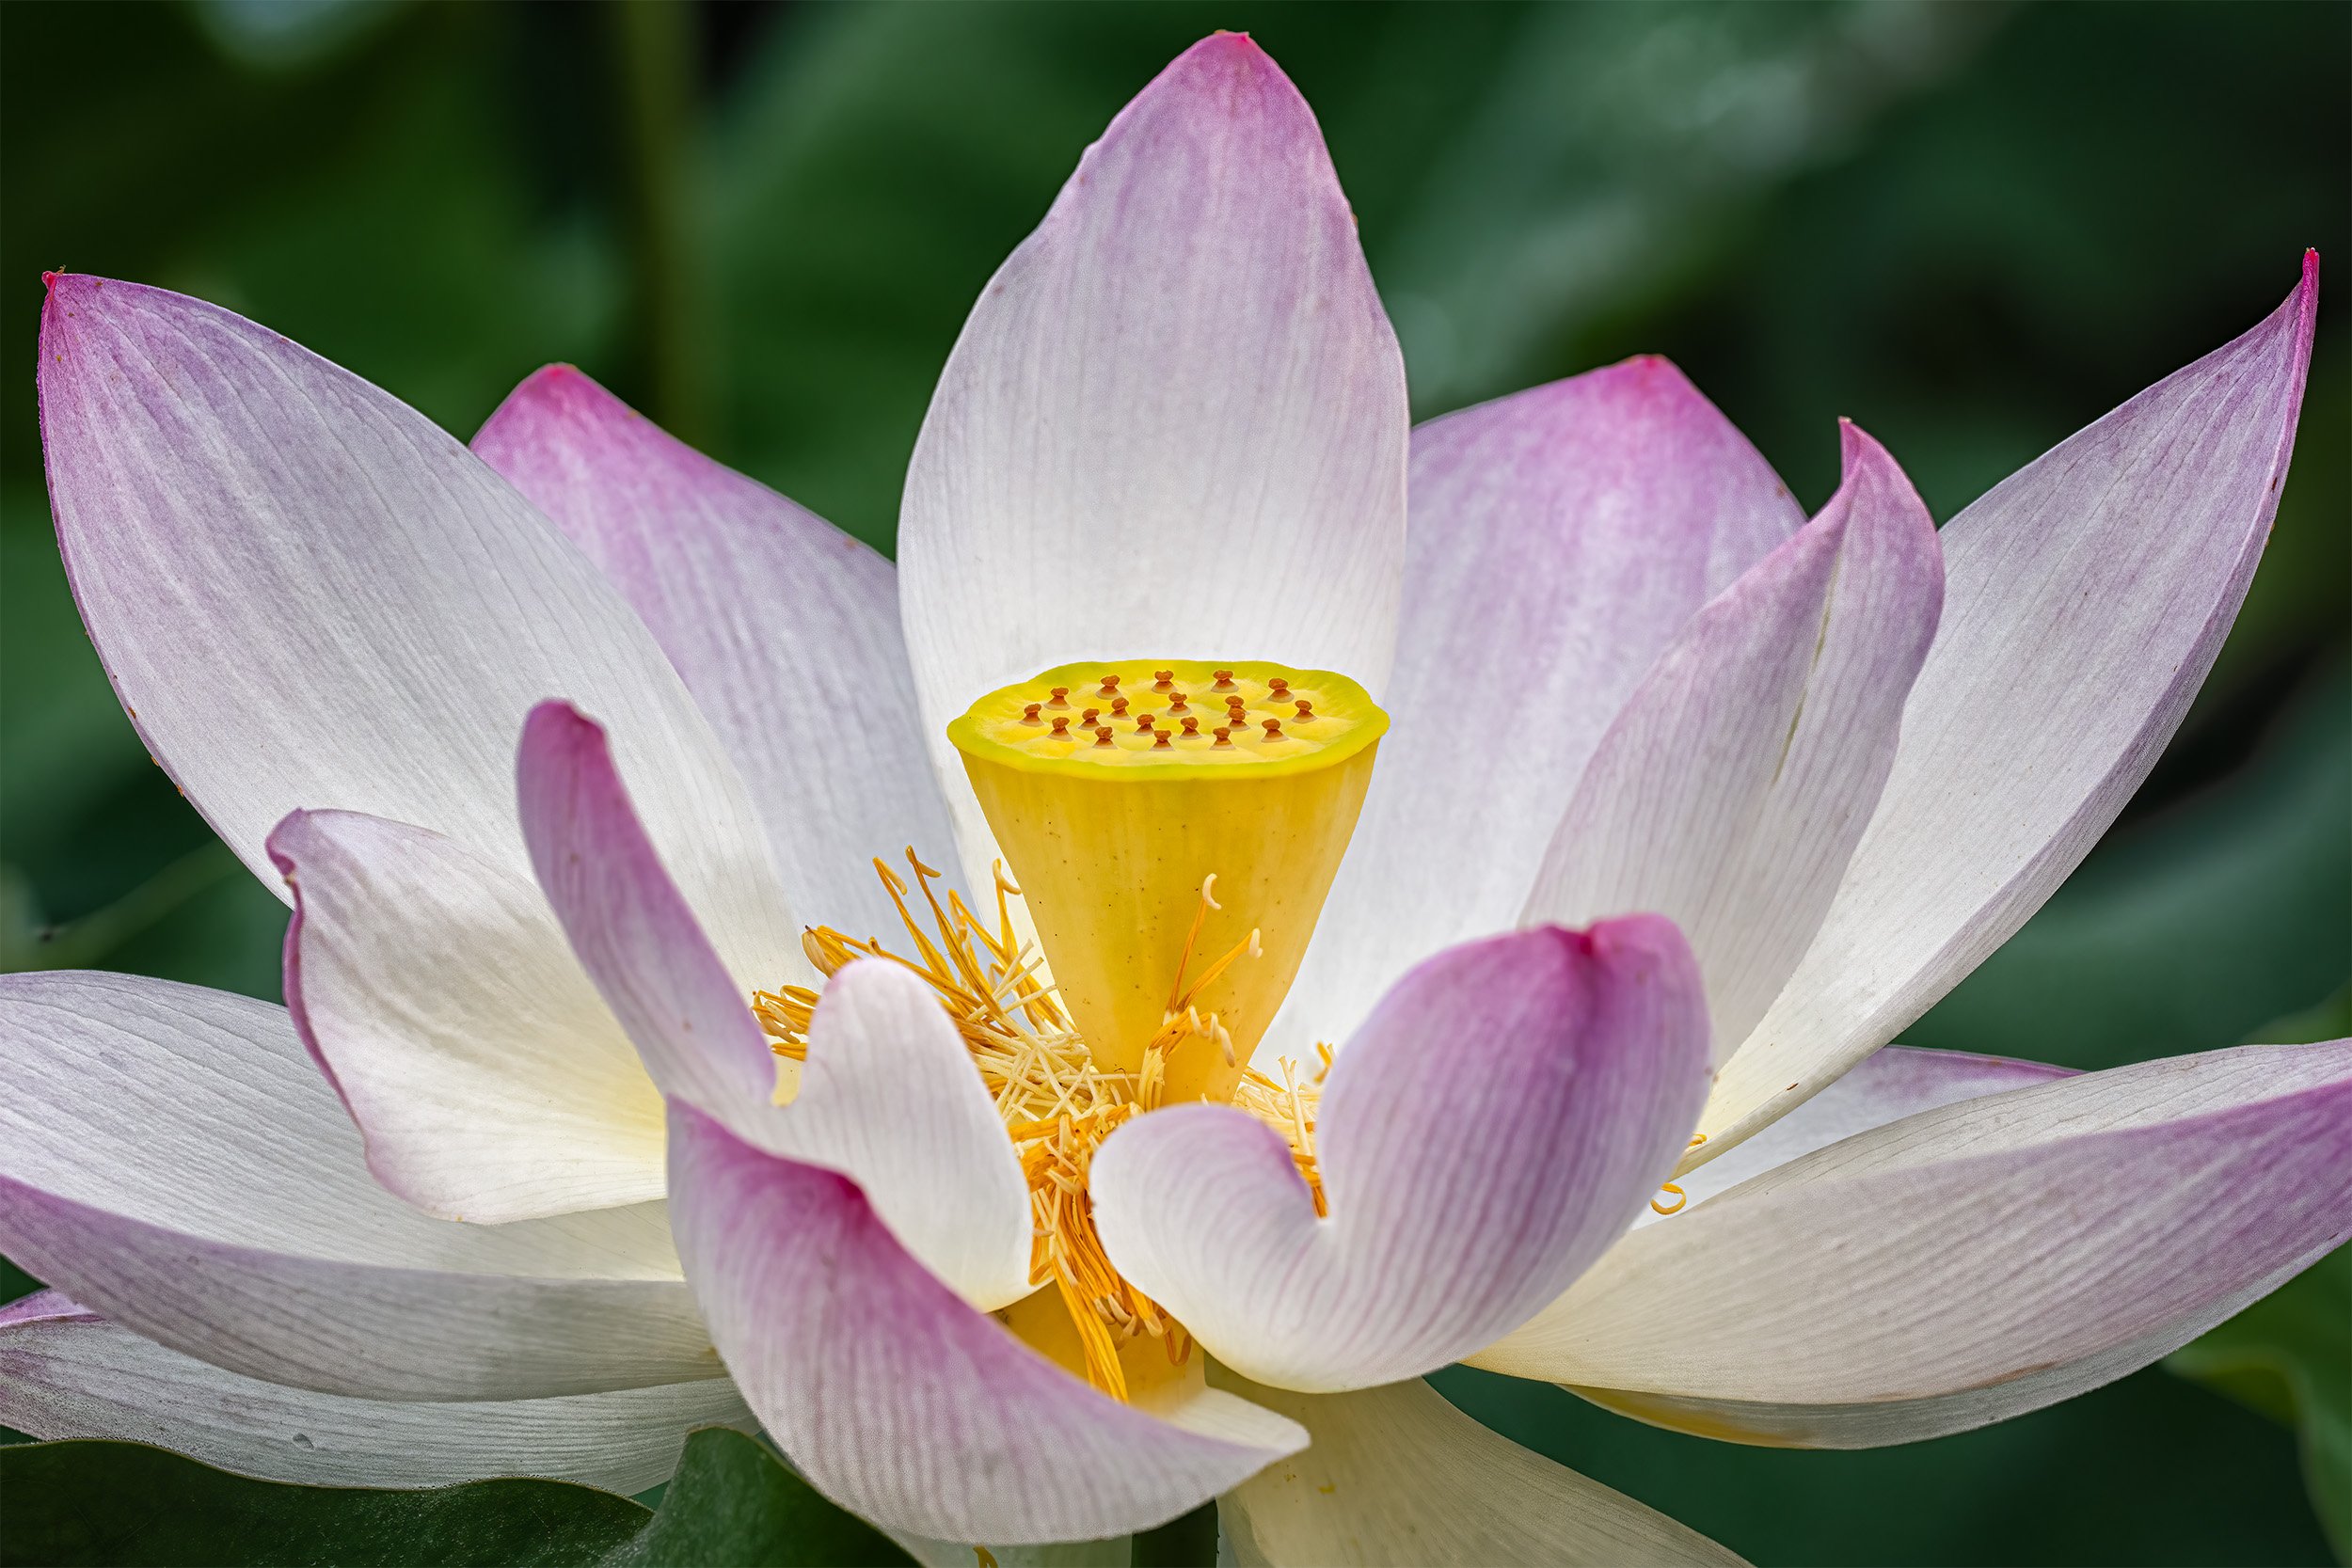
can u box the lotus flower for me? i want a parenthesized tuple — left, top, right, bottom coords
(5, 31, 2345, 1565)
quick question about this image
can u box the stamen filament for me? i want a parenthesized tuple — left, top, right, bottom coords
(755, 850, 1329, 1400)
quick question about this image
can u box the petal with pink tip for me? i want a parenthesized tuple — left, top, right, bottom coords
(516, 702, 784, 1119)
(35, 278, 791, 978)
(784, 959, 1034, 1309)
(474, 368, 957, 938)
(1276, 358, 1803, 1062)
(667, 1100, 1303, 1544)
(1093, 920, 1710, 1393)
(517, 704, 1031, 1308)
(0, 972, 714, 1402)
(899, 34, 1408, 895)
(1216, 1372, 1746, 1567)
(1702, 257, 2321, 1158)
(1521, 425, 1943, 1060)
(1471, 1039, 2352, 1447)
(271, 808, 663, 1224)
(0, 1292, 753, 1493)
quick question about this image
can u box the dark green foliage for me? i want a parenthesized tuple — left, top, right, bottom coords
(0, 1441, 646, 1568)
(599, 1429, 914, 1568)
(0, 1429, 916, 1568)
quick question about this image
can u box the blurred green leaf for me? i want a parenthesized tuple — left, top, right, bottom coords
(705, 1, 1994, 547)
(0, 1429, 919, 1568)
(1, 4, 621, 471)
(0, 1439, 647, 1567)
(2169, 1246, 2352, 1567)
(0, 488, 148, 855)
(600, 1428, 913, 1567)
(0, 844, 241, 975)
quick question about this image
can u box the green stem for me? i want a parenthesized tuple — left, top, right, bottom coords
(1, 843, 238, 974)
(611, 0, 710, 445)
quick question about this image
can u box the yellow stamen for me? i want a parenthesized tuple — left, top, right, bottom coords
(756, 855, 1330, 1401)
(1650, 1132, 1708, 1216)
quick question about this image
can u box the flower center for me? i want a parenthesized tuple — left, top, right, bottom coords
(755, 659, 1383, 1401)
(757, 851, 1331, 1400)
(946, 658, 1386, 1102)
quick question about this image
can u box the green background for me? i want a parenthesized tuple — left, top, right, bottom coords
(2, 2, 2344, 1563)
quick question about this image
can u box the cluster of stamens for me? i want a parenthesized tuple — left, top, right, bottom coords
(754, 850, 1327, 1400)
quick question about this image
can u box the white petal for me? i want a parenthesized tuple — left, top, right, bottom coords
(518, 706, 1032, 1308)
(668, 1101, 1304, 1545)
(898, 36, 1407, 895)
(1274, 358, 1801, 1060)
(1216, 1372, 1746, 1567)
(0, 1291, 751, 1493)
(36, 277, 792, 975)
(272, 809, 663, 1223)
(1630, 1045, 2071, 1230)
(475, 367, 959, 936)
(1473, 1039, 2352, 1447)
(1522, 425, 1942, 1059)
(1095, 922, 1709, 1392)
(0, 971, 715, 1401)
(1699, 258, 2320, 1156)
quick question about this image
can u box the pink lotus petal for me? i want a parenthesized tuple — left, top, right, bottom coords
(475, 368, 957, 938)
(785, 959, 1034, 1310)
(1278, 357, 1804, 1061)
(1473, 1037, 2352, 1447)
(0, 1291, 751, 1492)
(1703, 256, 2321, 1159)
(35, 278, 788, 980)
(517, 704, 1031, 1308)
(666, 1100, 1305, 1544)
(1524, 424, 1944, 1060)
(1217, 1372, 1747, 1567)
(0, 972, 712, 1402)
(1093, 920, 1710, 1392)
(899, 33, 1408, 896)
(270, 808, 664, 1224)
(516, 702, 780, 1119)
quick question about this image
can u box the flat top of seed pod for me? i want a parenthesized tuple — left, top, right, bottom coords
(947, 657, 1388, 780)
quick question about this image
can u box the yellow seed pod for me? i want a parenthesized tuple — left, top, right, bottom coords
(949, 658, 1386, 1102)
